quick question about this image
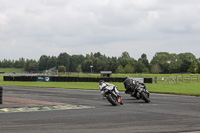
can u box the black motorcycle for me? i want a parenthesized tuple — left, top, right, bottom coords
(125, 79, 150, 103)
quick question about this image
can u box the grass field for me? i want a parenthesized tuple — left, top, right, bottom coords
(1, 69, 200, 96)
(0, 75, 200, 96)
(63, 73, 200, 78)
(0, 68, 24, 73)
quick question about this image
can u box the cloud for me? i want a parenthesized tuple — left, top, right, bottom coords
(0, 0, 200, 61)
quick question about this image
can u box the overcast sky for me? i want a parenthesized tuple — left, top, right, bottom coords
(0, 0, 200, 61)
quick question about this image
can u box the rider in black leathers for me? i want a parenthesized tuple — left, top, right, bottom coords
(124, 76, 139, 96)
(124, 76, 150, 102)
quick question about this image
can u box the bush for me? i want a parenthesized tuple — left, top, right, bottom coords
(58, 66, 66, 72)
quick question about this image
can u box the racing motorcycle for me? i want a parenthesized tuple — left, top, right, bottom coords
(99, 80, 123, 106)
(132, 82, 150, 103)
(124, 78, 150, 103)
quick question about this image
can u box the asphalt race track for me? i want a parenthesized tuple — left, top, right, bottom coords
(0, 86, 200, 133)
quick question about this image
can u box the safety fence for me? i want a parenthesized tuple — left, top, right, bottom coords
(154, 76, 200, 83)
(3, 76, 153, 83)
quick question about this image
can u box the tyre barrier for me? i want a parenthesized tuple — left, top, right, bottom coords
(0, 86, 3, 104)
(3, 76, 153, 83)
(144, 78, 154, 83)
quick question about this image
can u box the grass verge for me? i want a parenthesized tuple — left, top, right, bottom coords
(0, 76, 200, 96)
(0, 68, 24, 73)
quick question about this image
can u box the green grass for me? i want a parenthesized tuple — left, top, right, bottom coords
(0, 68, 24, 73)
(64, 73, 200, 78)
(146, 83, 200, 96)
(1, 73, 200, 96)
(0, 77, 200, 96)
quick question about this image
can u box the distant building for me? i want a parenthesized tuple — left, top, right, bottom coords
(100, 71, 112, 78)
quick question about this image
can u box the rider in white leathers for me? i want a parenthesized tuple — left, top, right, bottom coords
(99, 80, 123, 105)
(99, 81, 119, 97)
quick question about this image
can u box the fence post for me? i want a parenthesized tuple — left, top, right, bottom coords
(176, 76, 178, 84)
(155, 76, 157, 83)
(190, 76, 192, 82)
(197, 76, 199, 82)
(0, 86, 3, 104)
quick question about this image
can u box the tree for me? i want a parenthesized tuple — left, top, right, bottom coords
(101, 55, 111, 71)
(28, 62, 38, 72)
(69, 55, 85, 72)
(24, 59, 38, 72)
(121, 51, 130, 58)
(94, 52, 102, 58)
(13, 58, 25, 68)
(57, 53, 70, 71)
(38, 55, 49, 71)
(76, 65, 82, 73)
(81, 59, 93, 72)
(124, 64, 134, 73)
(188, 60, 198, 73)
(58, 65, 66, 72)
(168, 54, 181, 73)
(151, 64, 163, 74)
(92, 55, 111, 72)
(18, 58, 25, 68)
(119, 58, 130, 68)
(13, 60, 19, 68)
(47, 56, 57, 69)
(92, 58, 100, 72)
(138, 53, 150, 73)
(150, 52, 171, 73)
(135, 61, 149, 73)
(178, 53, 197, 73)
(116, 65, 124, 73)
(118, 51, 137, 68)
(197, 58, 200, 73)
(109, 57, 119, 73)
(0, 59, 13, 68)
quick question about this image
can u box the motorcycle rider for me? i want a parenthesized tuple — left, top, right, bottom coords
(124, 76, 150, 102)
(124, 76, 139, 96)
(99, 80, 123, 105)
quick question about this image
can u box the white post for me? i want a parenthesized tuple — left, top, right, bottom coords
(90, 66, 93, 74)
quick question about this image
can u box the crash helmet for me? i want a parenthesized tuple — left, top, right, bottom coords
(132, 78, 136, 84)
(99, 80, 104, 85)
(125, 76, 129, 80)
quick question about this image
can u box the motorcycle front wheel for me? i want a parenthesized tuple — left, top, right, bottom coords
(106, 94, 118, 106)
(141, 92, 150, 103)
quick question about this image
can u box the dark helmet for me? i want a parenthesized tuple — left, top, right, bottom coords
(99, 80, 104, 85)
(125, 76, 129, 80)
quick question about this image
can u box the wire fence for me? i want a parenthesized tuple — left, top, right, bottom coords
(155, 76, 200, 83)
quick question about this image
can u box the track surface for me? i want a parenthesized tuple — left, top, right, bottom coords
(0, 86, 200, 133)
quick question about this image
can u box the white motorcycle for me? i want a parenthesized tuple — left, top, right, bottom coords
(99, 80, 123, 106)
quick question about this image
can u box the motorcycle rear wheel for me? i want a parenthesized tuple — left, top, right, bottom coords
(106, 94, 118, 106)
(141, 92, 150, 103)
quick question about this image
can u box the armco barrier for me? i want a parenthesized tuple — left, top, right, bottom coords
(0, 86, 3, 104)
(3, 76, 153, 83)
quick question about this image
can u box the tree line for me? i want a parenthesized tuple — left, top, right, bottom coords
(0, 52, 199, 74)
